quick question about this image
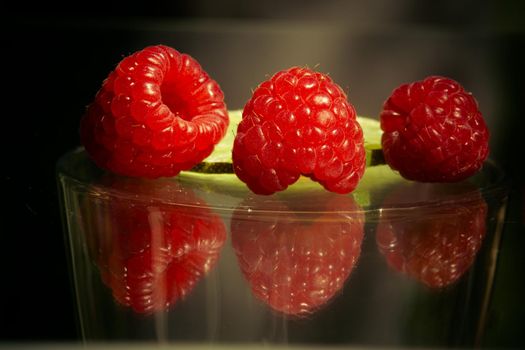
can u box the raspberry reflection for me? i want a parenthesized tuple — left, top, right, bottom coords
(82, 176, 226, 314)
(376, 182, 487, 288)
(231, 194, 364, 316)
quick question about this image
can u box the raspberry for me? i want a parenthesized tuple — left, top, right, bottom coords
(232, 67, 366, 195)
(231, 195, 364, 315)
(376, 182, 487, 289)
(83, 176, 227, 314)
(380, 76, 489, 182)
(80, 45, 229, 178)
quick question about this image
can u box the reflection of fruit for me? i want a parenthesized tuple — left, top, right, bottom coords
(232, 67, 366, 195)
(83, 176, 226, 314)
(380, 76, 489, 182)
(376, 183, 487, 288)
(80, 45, 229, 178)
(231, 195, 364, 315)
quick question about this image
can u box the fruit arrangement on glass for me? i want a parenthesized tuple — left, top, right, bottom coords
(58, 45, 508, 346)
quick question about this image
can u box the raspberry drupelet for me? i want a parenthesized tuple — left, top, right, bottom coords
(233, 67, 366, 195)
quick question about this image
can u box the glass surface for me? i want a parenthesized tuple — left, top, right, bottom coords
(57, 147, 508, 347)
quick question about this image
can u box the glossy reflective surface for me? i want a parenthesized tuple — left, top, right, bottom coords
(57, 147, 508, 347)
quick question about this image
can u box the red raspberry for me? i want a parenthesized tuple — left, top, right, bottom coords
(80, 45, 229, 178)
(83, 176, 227, 314)
(231, 195, 364, 315)
(232, 67, 366, 195)
(376, 182, 487, 288)
(380, 76, 489, 182)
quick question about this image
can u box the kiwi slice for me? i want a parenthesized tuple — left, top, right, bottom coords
(176, 110, 396, 208)
(189, 110, 384, 174)
(173, 107, 491, 212)
(188, 110, 241, 174)
(359, 115, 385, 167)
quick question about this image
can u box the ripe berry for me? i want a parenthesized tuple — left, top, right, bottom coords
(80, 45, 229, 178)
(233, 67, 366, 195)
(231, 195, 364, 315)
(376, 182, 487, 289)
(380, 76, 489, 182)
(83, 176, 227, 314)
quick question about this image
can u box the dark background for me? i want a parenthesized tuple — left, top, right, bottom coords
(2, 0, 524, 348)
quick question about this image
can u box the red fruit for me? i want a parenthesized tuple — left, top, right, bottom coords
(380, 76, 489, 182)
(80, 45, 229, 178)
(82, 176, 226, 314)
(376, 182, 487, 288)
(232, 67, 366, 195)
(231, 195, 364, 315)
